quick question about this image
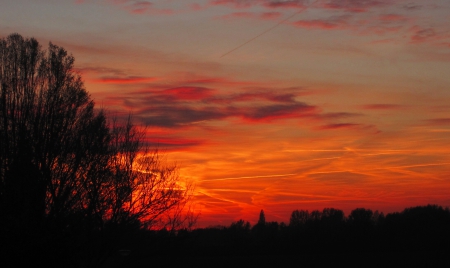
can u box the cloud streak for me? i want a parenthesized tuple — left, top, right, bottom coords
(220, 8, 305, 57)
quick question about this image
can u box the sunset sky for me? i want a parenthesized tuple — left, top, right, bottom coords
(2, 0, 450, 227)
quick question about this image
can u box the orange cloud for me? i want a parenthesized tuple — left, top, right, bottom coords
(425, 118, 450, 126)
(361, 104, 405, 110)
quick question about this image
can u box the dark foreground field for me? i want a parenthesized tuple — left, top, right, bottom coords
(100, 205, 450, 268)
(107, 250, 450, 268)
(3, 205, 450, 267)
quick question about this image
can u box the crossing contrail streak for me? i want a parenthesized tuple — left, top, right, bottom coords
(220, 9, 304, 58)
(202, 173, 297, 182)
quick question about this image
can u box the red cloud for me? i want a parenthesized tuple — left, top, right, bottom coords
(143, 137, 204, 150)
(184, 76, 261, 87)
(315, 123, 379, 133)
(317, 123, 361, 130)
(316, 112, 362, 120)
(161, 87, 215, 101)
(93, 76, 158, 84)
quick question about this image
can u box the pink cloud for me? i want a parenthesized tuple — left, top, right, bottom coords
(321, 0, 389, 13)
(378, 14, 409, 22)
(262, 0, 309, 9)
(410, 26, 437, 43)
(211, 0, 256, 8)
(219, 11, 282, 20)
(261, 11, 283, 19)
(211, 0, 308, 9)
(369, 38, 398, 44)
(107, 0, 174, 15)
(407, 23, 450, 45)
(220, 11, 258, 19)
(190, 3, 204, 11)
(129, 1, 154, 14)
(403, 3, 422, 10)
(292, 19, 342, 30)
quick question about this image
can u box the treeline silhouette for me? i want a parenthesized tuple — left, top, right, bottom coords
(122, 205, 450, 267)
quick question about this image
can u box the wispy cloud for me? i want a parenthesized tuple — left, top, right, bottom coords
(93, 76, 159, 84)
(316, 112, 362, 120)
(317, 123, 362, 130)
(143, 136, 205, 150)
(218, 11, 282, 20)
(403, 3, 422, 11)
(211, 0, 309, 9)
(292, 17, 347, 30)
(105, 0, 175, 15)
(320, 0, 389, 13)
(361, 104, 405, 110)
(209, 0, 450, 48)
(410, 26, 437, 43)
(240, 102, 316, 122)
(425, 118, 450, 126)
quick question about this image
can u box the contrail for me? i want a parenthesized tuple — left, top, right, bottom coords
(220, 9, 304, 58)
(202, 173, 297, 182)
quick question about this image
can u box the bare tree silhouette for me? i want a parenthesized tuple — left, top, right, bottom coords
(0, 33, 195, 267)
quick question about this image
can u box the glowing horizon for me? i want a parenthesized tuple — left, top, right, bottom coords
(2, 0, 450, 227)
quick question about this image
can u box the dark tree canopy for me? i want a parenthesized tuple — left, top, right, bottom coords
(0, 33, 193, 267)
(0, 33, 102, 225)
